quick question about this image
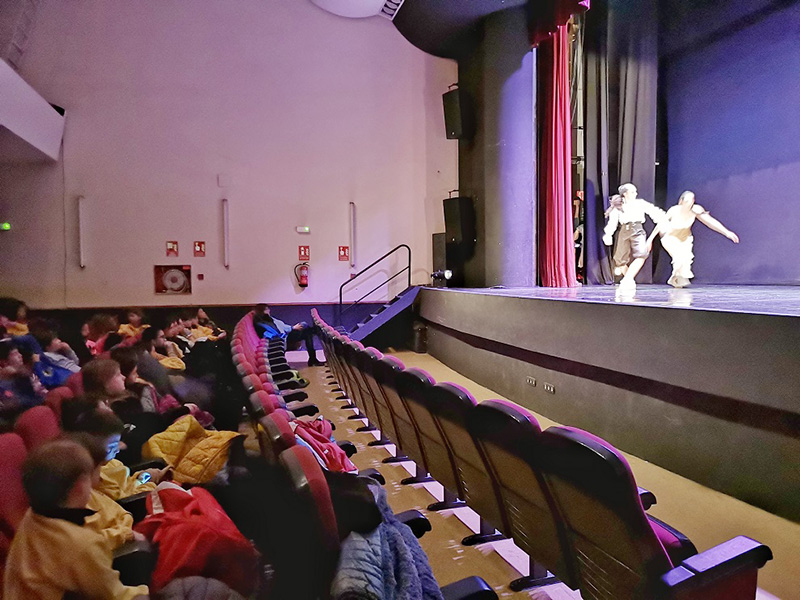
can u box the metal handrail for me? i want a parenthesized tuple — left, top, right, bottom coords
(338, 244, 411, 326)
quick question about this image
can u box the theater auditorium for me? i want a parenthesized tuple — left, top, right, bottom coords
(1, 1, 798, 599)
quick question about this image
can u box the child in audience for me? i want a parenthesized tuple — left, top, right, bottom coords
(32, 327, 81, 373)
(87, 313, 119, 356)
(188, 310, 224, 342)
(0, 297, 29, 336)
(3, 438, 150, 599)
(0, 341, 45, 421)
(167, 312, 195, 352)
(64, 406, 168, 500)
(140, 326, 186, 371)
(111, 346, 214, 427)
(197, 308, 225, 337)
(68, 432, 146, 550)
(118, 308, 149, 339)
(82, 357, 129, 405)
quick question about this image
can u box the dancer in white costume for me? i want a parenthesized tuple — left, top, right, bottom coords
(603, 183, 666, 290)
(647, 191, 739, 288)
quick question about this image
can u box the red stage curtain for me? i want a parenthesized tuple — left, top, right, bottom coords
(530, 0, 590, 46)
(538, 23, 578, 287)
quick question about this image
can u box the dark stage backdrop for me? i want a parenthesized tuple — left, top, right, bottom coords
(661, 0, 800, 284)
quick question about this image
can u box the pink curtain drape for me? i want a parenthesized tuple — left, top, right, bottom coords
(538, 23, 578, 287)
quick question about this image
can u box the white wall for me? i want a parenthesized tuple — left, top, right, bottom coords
(0, 0, 457, 308)
(0, 59, 65, 160)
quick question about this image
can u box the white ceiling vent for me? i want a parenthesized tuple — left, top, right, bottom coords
(309, 0, 405, 20)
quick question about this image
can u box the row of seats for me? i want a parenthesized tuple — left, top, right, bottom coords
(312, 309, 773, 600)
(231, 311, 498, 600)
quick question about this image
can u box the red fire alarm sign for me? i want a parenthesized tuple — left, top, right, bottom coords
(338, 246, 350, 262)
(194, 241, 206, 257)
(166, 241, 179, 257)
(299, 246, 310, 261)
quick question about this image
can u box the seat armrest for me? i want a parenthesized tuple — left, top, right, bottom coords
(289, 402, 320, 418)
(358, 468, 385, 485)
(658, 536, 772, 599)
(117, 491, 151, 522)
(112, 538, 157, 587)
(272, 370, 295, 381)
(337, 440, 357, 457)
(281, 389, 309, 403)
(440, 576, 498, 600)
(395, 509, 431, 539)
(638, 486, 657, 510)
(131, 458, 167, 471)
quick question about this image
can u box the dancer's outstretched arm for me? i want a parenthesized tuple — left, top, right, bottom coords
(697, 212, 739, 243)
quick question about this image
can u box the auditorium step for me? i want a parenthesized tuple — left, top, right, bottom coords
(345, 286, 420, 349)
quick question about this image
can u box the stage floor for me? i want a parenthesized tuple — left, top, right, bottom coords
(444, 284, 800, 317)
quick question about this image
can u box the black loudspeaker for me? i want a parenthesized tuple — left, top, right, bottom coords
(431, 233, 447, 288)
(443, 88, 473, 140)
(443, 196, 476, 247)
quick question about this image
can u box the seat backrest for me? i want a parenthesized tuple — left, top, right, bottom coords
(427, 383, 505, 529)
(331, 336, 356, 400)
(395, 368, 454, 491)
(250, 390, 282, 415)
(353, 347, 387, 433)
(44, 386, 74, 419)
(0, 433, 29, 536)
(279, 445, 340, 598)
(538, 426, 673, 599)
(469, 400, 574, 586)
(65, 371, 84, 396)
(259, 412, 297, 465)
(361, 353, 401, 446)
(352, 346, 383, 424)
(341, 342, 367, 413)
(14, 406, 61, 451)
(372, 357, 426, 471)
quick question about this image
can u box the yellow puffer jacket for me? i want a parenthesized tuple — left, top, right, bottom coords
(142, 415, 243, 484)
(85, 489, 135, 551)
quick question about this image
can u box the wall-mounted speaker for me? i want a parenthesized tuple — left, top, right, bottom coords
(443, 88, 474, 140)
(443, 196, 476, 247)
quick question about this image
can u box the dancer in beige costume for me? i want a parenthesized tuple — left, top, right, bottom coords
(647, 191, 739, 288)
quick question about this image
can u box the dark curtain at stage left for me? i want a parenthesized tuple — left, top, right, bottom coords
(531, 0, 589, 287)
(583, 0, 659, 285)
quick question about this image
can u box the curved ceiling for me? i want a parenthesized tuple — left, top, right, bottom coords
(309, 0, 386, 19)
(392, 0, 528, 59)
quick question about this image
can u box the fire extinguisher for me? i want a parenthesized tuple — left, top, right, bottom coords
(295, 262, 309, 288)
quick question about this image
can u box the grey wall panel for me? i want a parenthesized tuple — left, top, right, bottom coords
(427, 325, 800, 521)
(419, 288, 800, 414)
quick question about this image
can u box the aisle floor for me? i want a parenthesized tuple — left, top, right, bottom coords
(289, 350, 796, 599)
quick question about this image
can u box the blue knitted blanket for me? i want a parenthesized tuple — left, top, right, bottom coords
(331, 480, 443, 600)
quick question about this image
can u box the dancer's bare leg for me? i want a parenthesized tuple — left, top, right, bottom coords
(620, 257, 645, 287)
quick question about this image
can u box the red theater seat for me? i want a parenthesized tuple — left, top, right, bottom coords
(14, 406, 61, 451)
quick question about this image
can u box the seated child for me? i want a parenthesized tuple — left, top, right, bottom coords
(140, 327, 185, 372)
(82, 357, 130, 406)
(86, 313, 119, 357)
(118, 308, 149, 339)
(0, 341, 45, 420)
(69, 431, 146, 550)
(63, 406, 168, 500)
(3, 438, 149, 599)
(32, 327, 81, 374)
(0, 297, 29, 336)
(110, 346, 212, 427)
(196, 308, 225, 338)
